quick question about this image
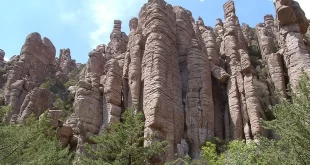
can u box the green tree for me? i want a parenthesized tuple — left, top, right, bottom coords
(201, 141, 223, 165)
(0, 108, 72, 165)
(258, 72, 310, 164)
(203, 72, 310, 165)
(81, 108, 167, 165)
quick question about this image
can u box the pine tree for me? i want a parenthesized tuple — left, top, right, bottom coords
(81, 108, 167, 165)
(0, 108, 72, 165)
(258, 72, 310, 164)
(198, 72, 310, 165)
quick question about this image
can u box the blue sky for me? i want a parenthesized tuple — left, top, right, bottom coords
(0, 0, 308, 63)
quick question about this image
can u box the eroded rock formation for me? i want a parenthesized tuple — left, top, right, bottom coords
(256, 20, 286, 99)
(0, 49, 7, 91)
(221, 0, 263, 141)
(2, 0, 310, 163)
(17, 88, 53, 123)
(67, 0, 278, 161)
(4, 32, 56, 123)
(0, 49, 4, 64)
(138, 1, 183, 161)
(103, 20, 128, 128)
(59, 48, 76, 75)
(274, 0, 310, 92)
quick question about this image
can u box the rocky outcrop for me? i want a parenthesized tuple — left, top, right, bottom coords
(0, 49, 4, 64)
(0, 49, 7, 90)
(67, 20, 128, 160)
(256, 23, 275, 60)
(59, 48, 76, 75)
(264, 14, 279, 45)
(275, 0, 310, 92)
(196, 17, 229, 144)
(65, 46, 105, 161)
(267, 52, 287, 98)
(17, 88, 53, 123)
(69, 46, 105, 136)
(1, 0, 308, 163)
(122, 17, 142, 110)
(173, 7, 213, 158)
(222, 0, 263, 141)
(3, 32, 56, 123)
(256, 21, 287, 99)
(242, 23, 252, 47)
(103, 20, 128, 128)
(42, 110, 74, 147)
(214, 18, 225, 52)
(65, 0, 289, 161)
(139, 1, 183, 161)
(105, 20, 128, 65)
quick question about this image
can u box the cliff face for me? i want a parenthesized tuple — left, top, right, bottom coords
(1, 0, 309, 163)
(3, 33, 56, 123)
(70, 0, 267, 161)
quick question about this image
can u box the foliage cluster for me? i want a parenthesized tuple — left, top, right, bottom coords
(178, 73, 310, 165)
(0, 106, 72, 165)
(81, 108, 167, 165)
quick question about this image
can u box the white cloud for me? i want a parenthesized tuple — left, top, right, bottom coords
(88, 0, 146, 48)
(55, 0, 146, 49)
(200, 0, 204, 2)
(4, 57, 9, 61)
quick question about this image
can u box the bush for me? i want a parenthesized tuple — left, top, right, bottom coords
(201, 142, 223, 165)
(64, 79, 77, 89)
(0, 104, 12, 122)
(40, 78, 52, 90)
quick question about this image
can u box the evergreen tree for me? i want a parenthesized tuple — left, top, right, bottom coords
(81, 108, 167, 165)
(199, 73, 310, 165)
(0, 108, 72, 165)
(258, 72, 310, 164)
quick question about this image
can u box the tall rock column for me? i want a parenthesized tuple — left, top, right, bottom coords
(0, 49, 6, 89)
(59, 48, 76, 75)
(174, 7, 219, 158)
(103, 20, 128, 128)
(222, 0, 263, 141)
(241, 23, 252, 47)
(0, 49, 4, 66)
(66, 45, 106, 161)
(264, 14, 279, 46)
(122, 18, 143, 110)
(70, 45, 105, 136)
(139, 0, 183, 162)
(197, 19, 229, 141)
(256, 23, 287, 98)
(256, 23, 275, 60)
(274, 0, 310, 92)
(214, 18, 225, 54)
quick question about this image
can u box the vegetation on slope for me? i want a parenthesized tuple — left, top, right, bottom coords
(2, 68, 310, 165)
(181, 72, 310, 165)
(40, 64, 86, 120)
(0, 106, 72, 165)
(65, 64, 86, 89)
(81, 108, 167, 165)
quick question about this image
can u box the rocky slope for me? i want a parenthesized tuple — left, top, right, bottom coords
(1, 0, 309, 163)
